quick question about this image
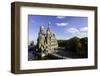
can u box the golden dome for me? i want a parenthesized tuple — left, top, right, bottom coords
(40, 23, 44, 33)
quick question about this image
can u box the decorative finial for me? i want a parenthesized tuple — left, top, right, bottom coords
(40, 23, 44, 32)
(48, 21, 51, 26)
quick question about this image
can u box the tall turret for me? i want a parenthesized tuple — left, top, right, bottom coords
(40, 23, 45, 34)
(37, 23, 47, 58)
(46, 22, 58, 53)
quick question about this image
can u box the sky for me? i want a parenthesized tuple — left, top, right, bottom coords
(28, 15, 88, 44)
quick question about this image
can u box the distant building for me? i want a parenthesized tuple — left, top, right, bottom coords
(37, 22, 58, 57)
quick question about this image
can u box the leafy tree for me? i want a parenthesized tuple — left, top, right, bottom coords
(57, 37, 88, 58)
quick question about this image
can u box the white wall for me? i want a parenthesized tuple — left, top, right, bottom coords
(0, 0, 99, 76)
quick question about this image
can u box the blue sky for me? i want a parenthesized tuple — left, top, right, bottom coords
(28, 15, 88, 44)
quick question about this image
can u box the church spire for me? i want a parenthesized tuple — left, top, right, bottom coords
(47, 22, 51, 32)
(40, 23, 44, 33)
(48, 21, 51, 28)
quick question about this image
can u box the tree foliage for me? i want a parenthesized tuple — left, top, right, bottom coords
(57, 37, 88, 58)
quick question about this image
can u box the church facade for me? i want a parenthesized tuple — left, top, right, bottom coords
(37, 22, 58, 57)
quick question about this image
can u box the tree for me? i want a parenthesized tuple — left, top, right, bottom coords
(57, 37, 88, 58)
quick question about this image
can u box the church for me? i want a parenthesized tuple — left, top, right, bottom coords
(37, 22, 58, 57)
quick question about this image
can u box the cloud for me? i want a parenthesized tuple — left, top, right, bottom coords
(56, 23, 68, 26)
(66, 27, 88, 38)
(80, 27, 88, 32)
(67, 28, 79, 34)
(56, 16, 66, 19)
